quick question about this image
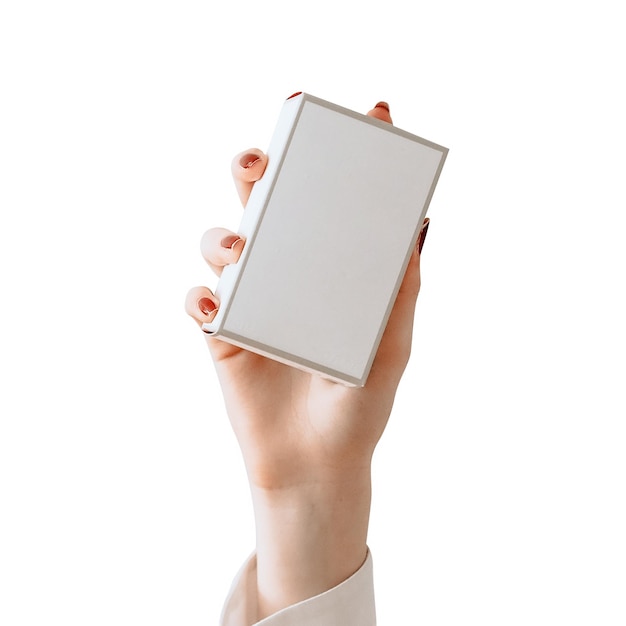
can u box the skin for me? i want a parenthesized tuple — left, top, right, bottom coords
(185, 101, 428, 620)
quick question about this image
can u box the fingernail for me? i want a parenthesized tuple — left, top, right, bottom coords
(197, 297, 217, 316)
(287, 91, 302, 100)
(221, 235, 243, 250)
(417, 219, 430, 254)
(239, 153, 261, 169)
(374, 101, 390, 112)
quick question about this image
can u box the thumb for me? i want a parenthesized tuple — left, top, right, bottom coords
(367, 101, 393, 124)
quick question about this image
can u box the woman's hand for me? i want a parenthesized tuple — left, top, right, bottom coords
(185, 101, 429, 619)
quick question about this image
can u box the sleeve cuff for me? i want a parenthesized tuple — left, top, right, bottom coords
(220, 549, 376, 626)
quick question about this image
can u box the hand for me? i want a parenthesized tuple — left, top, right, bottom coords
(185, 100, 430, 618)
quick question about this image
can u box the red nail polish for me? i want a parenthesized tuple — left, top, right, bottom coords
(239, 154, 261, 169)
(418, 219, 430, 254)
(221, 235, 242, 250)
(287, 91, 302, 100)
(198, 297, 217, 316)
(374, 101, 390, 112)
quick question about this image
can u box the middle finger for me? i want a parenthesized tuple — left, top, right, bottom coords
(200, 227, 246, 276)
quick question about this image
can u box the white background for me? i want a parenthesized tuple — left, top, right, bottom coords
(1, 1, 624, 624)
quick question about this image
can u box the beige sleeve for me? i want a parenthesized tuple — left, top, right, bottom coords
(220, 549, 376, 626)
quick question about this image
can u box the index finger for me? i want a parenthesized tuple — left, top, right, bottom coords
(231, 148, 268, 207)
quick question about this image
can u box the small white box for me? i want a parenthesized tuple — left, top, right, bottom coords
(203, 93, 448, 386)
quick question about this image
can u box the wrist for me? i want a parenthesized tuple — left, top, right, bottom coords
(250, 468, 372, 619)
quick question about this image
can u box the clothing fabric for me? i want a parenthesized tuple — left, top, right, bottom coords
(220, 550, 376, 626)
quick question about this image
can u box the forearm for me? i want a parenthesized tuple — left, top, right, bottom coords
(250, 468, 372, 620)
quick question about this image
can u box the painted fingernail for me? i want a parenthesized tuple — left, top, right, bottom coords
(239, 153, 261, 169)
(221, 235, 243, 250)
(287, 91, 302, 100)
(375, 101, 390, 112)
(197, 297, 217, 316)
(417, 219, 430, 254)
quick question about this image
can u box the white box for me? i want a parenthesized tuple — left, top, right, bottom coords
(203, 93, 448, 386)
